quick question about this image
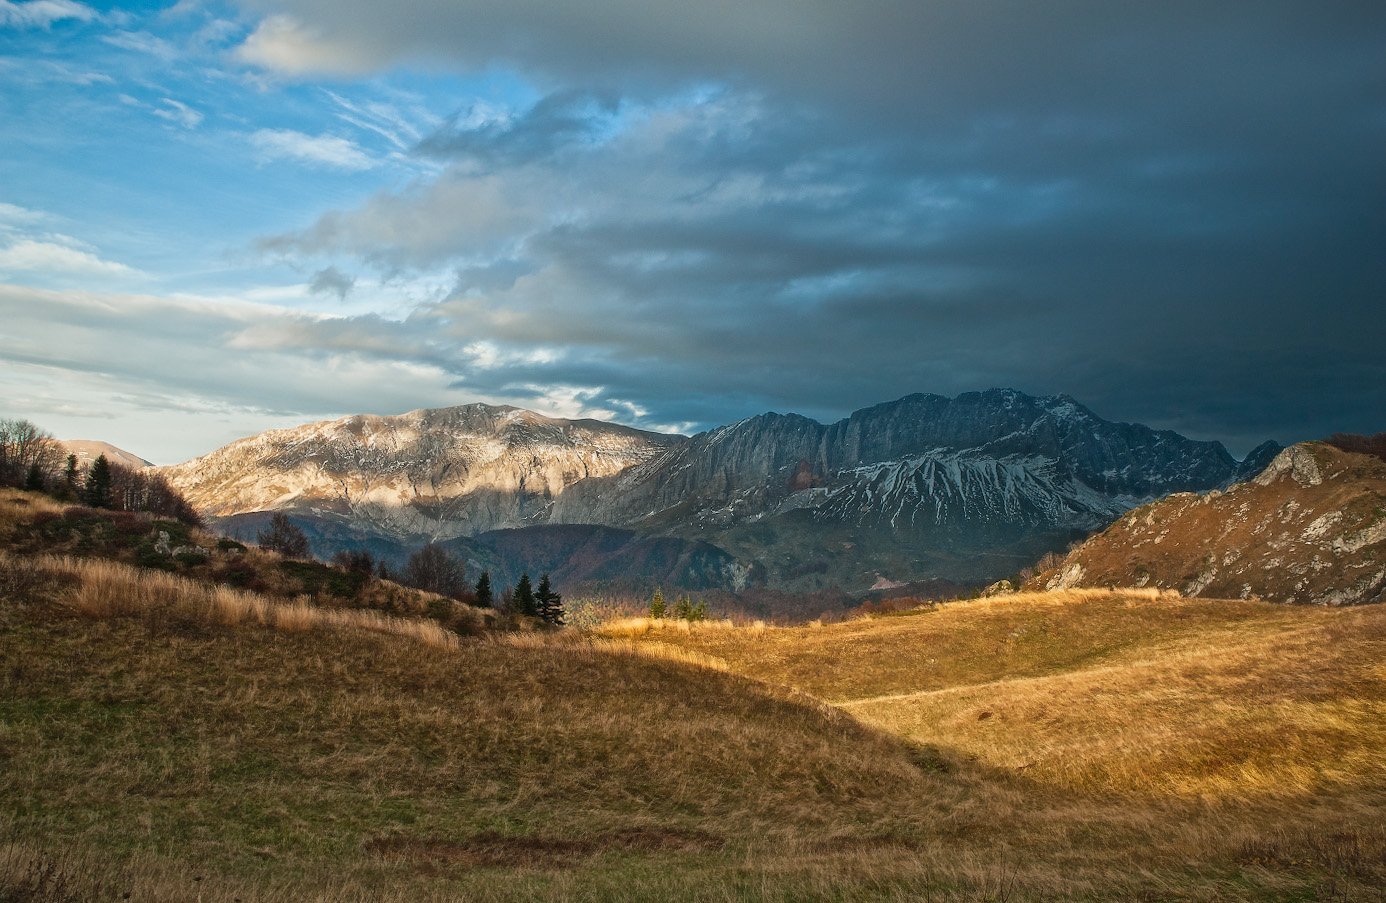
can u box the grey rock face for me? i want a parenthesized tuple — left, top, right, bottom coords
(1232, 440, 1285, 484)
(553, 389, 1251, 538)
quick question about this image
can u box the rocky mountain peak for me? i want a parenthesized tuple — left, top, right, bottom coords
(161, 403, 681, 540)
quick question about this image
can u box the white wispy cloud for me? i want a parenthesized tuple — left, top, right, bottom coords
(249, 128, 376, 171)
(152, 98, 204, 129)
(100, 29, 178, 60)
(325, 90, 425, 151)
(0, 0, 96, 29)
(0, 202, 46, 225)
(0, 239, 139, 277)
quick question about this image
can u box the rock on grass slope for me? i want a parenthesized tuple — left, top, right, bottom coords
(1028, 442, 1386, 604)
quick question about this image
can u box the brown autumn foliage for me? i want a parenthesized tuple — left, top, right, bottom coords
(1326, 430, 1386, 463)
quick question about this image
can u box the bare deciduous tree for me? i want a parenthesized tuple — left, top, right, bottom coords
(0, 418, 63, 488)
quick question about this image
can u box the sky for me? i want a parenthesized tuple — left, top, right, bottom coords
(1, 1, 1383, 463)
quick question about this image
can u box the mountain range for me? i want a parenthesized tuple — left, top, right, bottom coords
(157, 389, 1280, 595)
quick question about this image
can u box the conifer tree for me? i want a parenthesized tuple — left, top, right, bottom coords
(62, 454, 79, 500)
(673, 594, 691, 621)
(24, 462, 43, 491)
(535, 573, 563, 626)
(512, 573, 537, 617)
(649, 586, 666, 619)
(474, 571, 494, 608)
(83, 454, 113, 508)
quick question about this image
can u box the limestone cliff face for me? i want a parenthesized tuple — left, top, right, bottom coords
(161, 404, 681, 541)
(1030, 443, 1386, 605)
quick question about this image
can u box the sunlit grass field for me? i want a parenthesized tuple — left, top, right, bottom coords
(2, 491, 1383, 900)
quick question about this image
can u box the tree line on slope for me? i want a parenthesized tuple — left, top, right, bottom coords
(256, 513, 565, 625)
(0, 418, 200, 524)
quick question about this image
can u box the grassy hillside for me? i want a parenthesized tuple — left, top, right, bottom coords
(612, 591, 1386, 796)
(1, 552, 994, 902)
(3, 488, 1384, 899)
(0, 489, 494, 635)
(607, 592, 1386, 895)
(1025, 442, 1386, 604)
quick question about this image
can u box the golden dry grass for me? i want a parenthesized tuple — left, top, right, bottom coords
(1, 555, 1026, 901)
(843, 602, 1386, 800)
(5, 551, 466, 651)
(618, 589, 1386, 799)
(4, 545, 1385, 899)
(0, 488, 63, 541)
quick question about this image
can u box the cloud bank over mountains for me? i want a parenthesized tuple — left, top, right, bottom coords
(1, 0, 1383, 461)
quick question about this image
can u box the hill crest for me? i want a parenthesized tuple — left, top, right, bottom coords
(1030, 441, 1386, 605)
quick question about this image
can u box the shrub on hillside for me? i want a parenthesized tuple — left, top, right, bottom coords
(332, 549, 376, 575)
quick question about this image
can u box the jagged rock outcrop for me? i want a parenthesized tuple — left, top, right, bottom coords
(1028, 442, 1386, 605)
(162, 404, 681, 542)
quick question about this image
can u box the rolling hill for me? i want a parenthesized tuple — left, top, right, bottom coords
(60, 439, 153, 470)
(5, 551, 1380, 897)
(3, 510, 1382, 900)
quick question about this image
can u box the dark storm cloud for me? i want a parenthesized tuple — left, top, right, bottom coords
(237, 0, 1386, 453)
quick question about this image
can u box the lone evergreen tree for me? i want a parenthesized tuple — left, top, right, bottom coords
(62, 454, 79, 500)
(535, 573, 563, 626)
(474, 571, 494, 608)
(511, 573, 537, 617)
(649, 587, 666, 619)
(257, 512, 310, 558)
(83, 454, 113, 508)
